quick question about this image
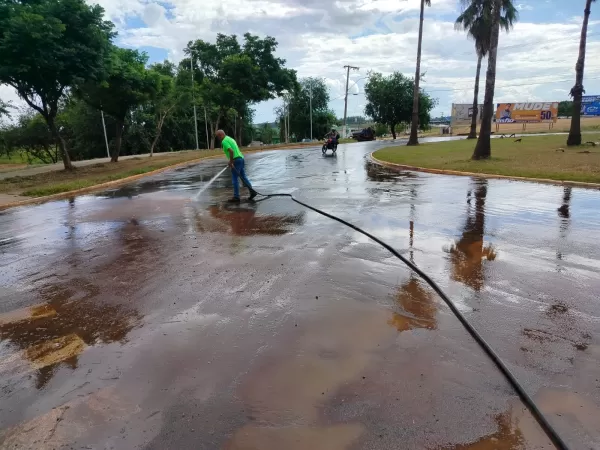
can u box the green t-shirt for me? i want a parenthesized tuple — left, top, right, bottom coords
(222, 136, 243, 159)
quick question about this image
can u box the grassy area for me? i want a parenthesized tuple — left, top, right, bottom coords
(373, 133, 600, 184)
(0, 151, 48, 166)
(451, 116, 600, 136)
(0, 150, 222, 198)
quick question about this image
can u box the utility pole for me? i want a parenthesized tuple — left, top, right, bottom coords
(343, 65, 359, 139)
(309, 79, 313, 140)
(190, 54, 199, 150)
(100, 109, 110, 159)
(204, 106, 209, 149)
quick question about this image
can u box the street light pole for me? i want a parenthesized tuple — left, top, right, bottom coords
(343, 65, 359, 139)
(204, 106, 209, 149)
(190, 54, 199, 150)
(309, 79, 313, 140)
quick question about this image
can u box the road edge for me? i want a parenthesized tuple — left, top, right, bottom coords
(0, 145, 310, 211)
(368, 152, 600, 190)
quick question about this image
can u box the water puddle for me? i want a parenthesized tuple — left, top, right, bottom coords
(0, 280, 141, 388)
(193, 203, 305, 236)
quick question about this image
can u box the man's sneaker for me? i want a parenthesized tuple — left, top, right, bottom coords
(227, 197, 241, 203)
(248, 189, 258, 201)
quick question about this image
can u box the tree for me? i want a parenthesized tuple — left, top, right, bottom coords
(456, 0, 517, 139)
(0, 0, 114, 169)
(364, 72, 436, 139)
(558, 100, 574, 117)
(0, 100, 13, 120)
(255, 123, 275, 144)
(472, 0, 518, 160)
(407, 0, 431, 146)
(567, 0, 596, 146)
(185, 33, 297, 148)
(274, 77, 336, 139)
(2, 111, 59, 164)
(58, 97, 113, 161)
(374, 123, 389, 137)
(147, 61, 185, 156)
(77, 47, 159, 161)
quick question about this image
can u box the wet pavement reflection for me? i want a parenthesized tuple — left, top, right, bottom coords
(446, 179, 496, 292)
(1, 139, 600, 449)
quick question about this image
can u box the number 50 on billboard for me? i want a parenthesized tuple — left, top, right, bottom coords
(495, 102, 558, 123)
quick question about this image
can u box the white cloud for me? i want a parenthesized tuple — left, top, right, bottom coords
(515, 3, 533, 11)
(3, 0, 600, 123)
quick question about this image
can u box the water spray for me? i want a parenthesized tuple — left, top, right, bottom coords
(194, 166, 228, 201)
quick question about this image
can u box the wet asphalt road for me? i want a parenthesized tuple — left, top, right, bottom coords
(1, 140, 600, 450)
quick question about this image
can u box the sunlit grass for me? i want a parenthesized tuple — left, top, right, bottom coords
(374, 133, 600, 184)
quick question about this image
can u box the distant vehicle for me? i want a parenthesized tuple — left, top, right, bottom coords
(247, 141, 263, 147)
(352, 127, 376, 142)
(301, 138, 311, 143)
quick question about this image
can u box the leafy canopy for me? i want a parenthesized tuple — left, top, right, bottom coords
(365, 72, 436, 130)
(77, 46, 159, 122)
(0, 0, 114, 118)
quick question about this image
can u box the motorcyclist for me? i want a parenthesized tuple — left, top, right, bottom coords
(325, 128, 340, 147)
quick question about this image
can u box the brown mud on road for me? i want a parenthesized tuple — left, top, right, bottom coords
(1, 143, 600, 449)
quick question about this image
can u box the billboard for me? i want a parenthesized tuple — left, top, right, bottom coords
(495, 102, 558, 123)
(582, 95, 600, 116)
(451, 103, 483, 127)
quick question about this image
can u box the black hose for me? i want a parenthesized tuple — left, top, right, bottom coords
(231, 166, 569, 450)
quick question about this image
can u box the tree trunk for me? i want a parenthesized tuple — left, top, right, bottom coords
(47, 115, 73, 170)
(468, 53, 483, 140)
(407, 0, 426, 146)
(150, 113, 167, 157)
(567, 0, 593, 146)
(473, 0, 501, 160)
(150, 133, 159, 158)
(113, 120, 124, 162)
(391, 123, 397, 140)
(238, 115, 244, 146)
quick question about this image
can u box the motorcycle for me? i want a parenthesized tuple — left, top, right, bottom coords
(322, 137, 338, 155)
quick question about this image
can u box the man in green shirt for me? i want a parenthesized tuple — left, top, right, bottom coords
(216, 129, 257, 202)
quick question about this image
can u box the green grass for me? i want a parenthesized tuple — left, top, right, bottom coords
(19, 166, 168, 196)
(373, 133, 600, 184)
(0, 151, 48, 165)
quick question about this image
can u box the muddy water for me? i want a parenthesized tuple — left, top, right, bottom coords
(1, 140, 600, 449)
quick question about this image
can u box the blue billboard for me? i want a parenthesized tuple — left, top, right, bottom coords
(582, 95, 600, 116)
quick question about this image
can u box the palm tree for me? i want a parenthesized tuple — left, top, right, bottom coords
(455, 0, 517, 139)
(567, 0, 596, 146)
(407, 0, 431, 146)
(472, 0, 518, 160)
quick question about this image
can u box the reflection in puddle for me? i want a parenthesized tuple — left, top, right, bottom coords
(0, 281, 141, 388)
(365, 161, 417, 182)
(439, 412, 525, 449)
(447, 179, 496, 291)
(0, 220, 154, 389)
(388, 276, 437, 332)
(195, 203, 305, 236)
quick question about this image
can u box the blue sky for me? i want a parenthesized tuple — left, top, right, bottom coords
(2, 0, 599, 125)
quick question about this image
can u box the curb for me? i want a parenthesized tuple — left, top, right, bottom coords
(368, 152, 600, 190)
(0, 145, 314, 211)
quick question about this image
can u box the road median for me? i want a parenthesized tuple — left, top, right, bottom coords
(372, 134, 600, 188)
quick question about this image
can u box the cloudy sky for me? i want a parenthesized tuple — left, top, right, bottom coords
(2, 0, 600, 123)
